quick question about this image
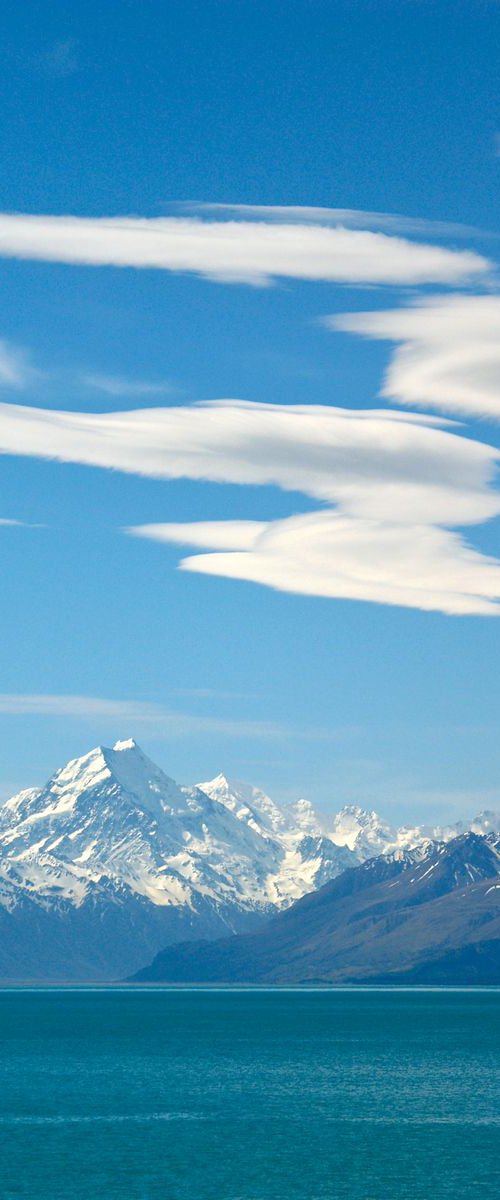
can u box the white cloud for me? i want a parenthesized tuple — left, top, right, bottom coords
(184, 202, 491, 241)
(132, 520, 268, 550)
(330, 295, 500, 421)
(0, 516, 44, 529)
(0, 693, 290, 739)
(0, 398, 496, 525)
(82, 373, 172, 398)
(0, 212, 489, 286)
(136, 512, 500, 616)
(1, 396, 500, 615)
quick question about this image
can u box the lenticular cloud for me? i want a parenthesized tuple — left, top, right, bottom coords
(331, 295, 500, 421)
(1, 396, 500, 615)
(135, 512, 500, 616)
(0, 212, 490, 287)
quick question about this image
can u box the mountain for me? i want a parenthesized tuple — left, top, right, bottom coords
(326, 803, 500, 857)
(197, 773, 356, 897)
(328, 804, 399, 855)
(0, 740, 356, 981)
(0, 738, 498, 981)
(132, 833, 500, 985)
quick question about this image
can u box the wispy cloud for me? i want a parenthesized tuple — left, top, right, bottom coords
(0, 518, 41, 528)
(0, 344, 172, 400)
(0, 693, 322, 741)
(330, 295, 500, 421)
(181, 202, 493, 241)
(0, 341, 173, 401)
(1, 396, 500, 614)
(82, 373, 173, 398)
(0, 212, 489, 287)
(0, 339, 36, 388)
(173, 687, 253, 700)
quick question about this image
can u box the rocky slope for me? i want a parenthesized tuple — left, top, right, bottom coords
(132, 833, 500, 985)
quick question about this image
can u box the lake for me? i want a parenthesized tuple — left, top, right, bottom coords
(0, 987, 498, 1198)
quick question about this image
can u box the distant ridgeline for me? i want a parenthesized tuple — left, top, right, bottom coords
(133, 833, 500, 986)
(0, 739, 498, 982)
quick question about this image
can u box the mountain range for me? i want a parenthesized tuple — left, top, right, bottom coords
(0, 737, 498, 980)
(133, 833, 500, 985)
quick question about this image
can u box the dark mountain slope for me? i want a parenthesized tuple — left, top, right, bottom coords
(132, 834, 500, 984)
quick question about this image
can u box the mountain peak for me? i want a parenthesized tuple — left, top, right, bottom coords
(198, 772, 291, 835)
(209, 772, 232, 788)
(10, 738, 184, 827)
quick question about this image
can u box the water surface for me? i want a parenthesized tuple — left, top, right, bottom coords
(0, 987, 498, 1198)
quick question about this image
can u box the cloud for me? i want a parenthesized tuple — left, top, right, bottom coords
(133, 513, 500, 616)
(0, 693, 291, 739)
(0, 694, 160, 719)
(0, 518, 39, 528)
(0, 213, 489, 287)
(0, 339, 35, 388)
(0, 398, 496, 525)
(173, 687, 253, 700)
(133, 520, 268, 550)
(1, 396, 500, 614)
(182, 202, 492, 241)
(330, 295, 500, 420)
(82, 373, 173, 398)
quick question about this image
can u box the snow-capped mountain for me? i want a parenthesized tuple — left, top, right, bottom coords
(328, 804, 398, 856)
(134, 832, 500, 986)
(0, 740, 356, 979)
(0, 743, 357, 913)
(325, 803, 500, 857)
(0, 737, 497, 981)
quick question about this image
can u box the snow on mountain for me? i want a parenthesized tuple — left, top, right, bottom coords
(328, 804, 398, 855)
(198, 773, 291, 838)
(134, 833, 500, 986)
(0, 743, 357, 920)
(196, 773, 357, 902)
(324, 804, 500, 857)
(2, 745, 496, 915)
(0, 738, 497, 980)
(0, 744, 270, 914)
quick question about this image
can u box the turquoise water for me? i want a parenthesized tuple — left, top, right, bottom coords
(0, 988, 498, 1199)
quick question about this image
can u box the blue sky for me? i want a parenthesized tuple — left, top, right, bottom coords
(1, 0, 500, 822)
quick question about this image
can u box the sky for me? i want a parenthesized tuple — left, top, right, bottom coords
(1, 0, 500, 824)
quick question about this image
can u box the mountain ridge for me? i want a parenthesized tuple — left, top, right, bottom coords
(132, 832, 500, 985)
(0, 738, 498, 981)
